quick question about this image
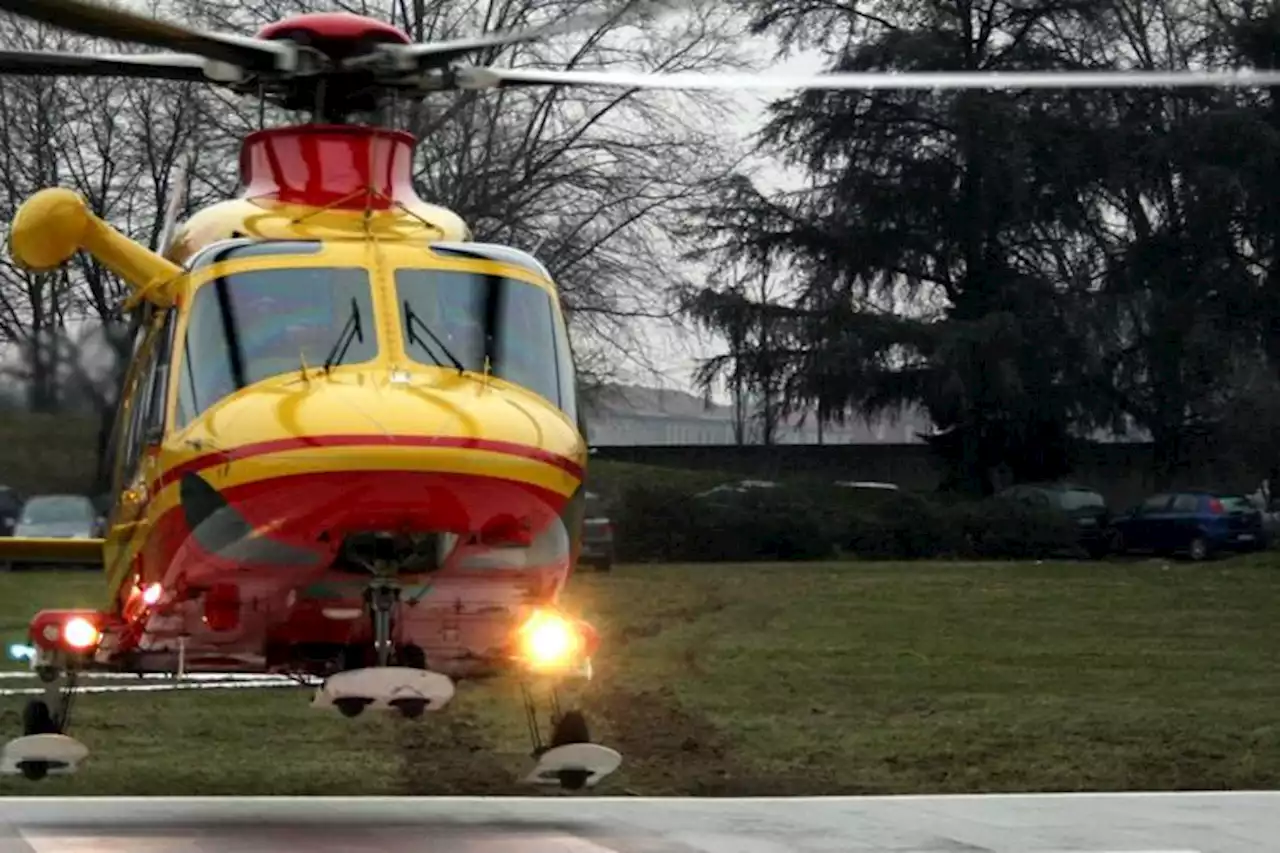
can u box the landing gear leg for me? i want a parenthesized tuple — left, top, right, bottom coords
(366, 581, 426, 719)
(4, 667, 89, 781)
(329, 582, 401, 718)
(527, 687, 591, 753)
(365, 580, 400, 668)
(311, 580, 455, 719)
(47, 668, 75, 727)
(521, 683, 620, 791)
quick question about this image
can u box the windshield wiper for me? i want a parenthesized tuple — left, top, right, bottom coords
(323, 297, 364, 374)
(403, 300, 465, 375)
(214, 277, 247, 391)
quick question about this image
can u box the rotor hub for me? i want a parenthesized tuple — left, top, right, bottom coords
(246, 13, 416, 121)
(255, 12, 411, 56)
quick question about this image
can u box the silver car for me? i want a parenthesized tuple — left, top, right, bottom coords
(3, 494, 102, 572)
(14, 494, 102, 540)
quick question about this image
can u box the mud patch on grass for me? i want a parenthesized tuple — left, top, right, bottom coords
(395, 714, 523, 794)
(585, 684, 731, 794)
(584, 683, 842, 796)
(586, 684, 873, 796)
(609, 594, 728, 645)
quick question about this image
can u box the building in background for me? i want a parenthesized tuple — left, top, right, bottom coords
(581, 383, 1150, 446)
(582, 384, 931, 446)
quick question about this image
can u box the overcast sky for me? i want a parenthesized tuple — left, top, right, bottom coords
(613, 46, 829, 401)
(63, 0, 832, 403)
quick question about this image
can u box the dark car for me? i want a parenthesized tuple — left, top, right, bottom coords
(997, 482, 1112, 558)
(1111, 490, 1265, 561)
(579, 491, 615, 572)
(0, 486, 23, 537)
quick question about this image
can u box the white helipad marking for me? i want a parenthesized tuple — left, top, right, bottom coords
(0, 671, 306, 681)
(20, 834, 203, 852)
(2, 791, 1275, 803)
(0, 795, 1270, 853)
(0, 681, 305, 697)
(18, 830, 622, 853)
(0, 669, 321, 695)
(664, 836, 795, 853)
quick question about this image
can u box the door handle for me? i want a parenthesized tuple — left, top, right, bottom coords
(111, 521, 146, 537)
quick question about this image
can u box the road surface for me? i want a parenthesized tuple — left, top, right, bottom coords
(0, 793, 1275, 852)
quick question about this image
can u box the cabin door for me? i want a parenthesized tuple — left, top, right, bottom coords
(103, 308, 176, 596)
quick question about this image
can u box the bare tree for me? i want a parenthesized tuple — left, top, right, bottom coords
(0, 18, 99, 412)
(0, 0, 753, 425)
(0, 9, 206, 493)
(171, 0, 752, 384)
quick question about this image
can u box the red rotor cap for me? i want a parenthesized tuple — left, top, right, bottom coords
(256, 12, 412, 45)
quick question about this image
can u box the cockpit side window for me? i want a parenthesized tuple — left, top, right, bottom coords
(552, 297, 578, 426)
(174, 267, 376, 426)
(395, 269, 572, 417)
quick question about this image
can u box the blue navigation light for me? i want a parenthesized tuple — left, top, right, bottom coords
(8, 643, 34, 662)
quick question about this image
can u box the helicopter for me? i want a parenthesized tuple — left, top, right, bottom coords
(0, 0, 1278, 790)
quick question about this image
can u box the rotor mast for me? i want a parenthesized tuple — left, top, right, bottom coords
(251, 13, 416, 125)
(239, 124, 422, 212)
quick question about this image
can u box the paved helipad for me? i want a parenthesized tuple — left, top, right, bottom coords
(0, 793, 1275, 852)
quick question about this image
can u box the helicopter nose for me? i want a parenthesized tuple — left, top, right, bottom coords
(167, 371, 584, 566)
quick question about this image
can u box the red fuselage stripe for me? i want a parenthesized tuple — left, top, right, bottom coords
(150, 434, 584, 494)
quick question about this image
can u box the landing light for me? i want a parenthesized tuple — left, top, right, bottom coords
(517, 609, 584, 672)
(61, 617, 101, 650)
(142, 583, 163, 606)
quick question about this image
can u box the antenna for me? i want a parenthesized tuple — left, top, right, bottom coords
(157, 146, 196, 258)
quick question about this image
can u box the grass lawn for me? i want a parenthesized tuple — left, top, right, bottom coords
(0, 557, 1278, 795)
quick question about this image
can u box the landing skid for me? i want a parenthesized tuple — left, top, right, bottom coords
(1, 668, 89, 779)
(518, 687, 623, 791)
(524, 742, 622, 789)
(311, 666, 455, 718)
(0, 734, 88, 779)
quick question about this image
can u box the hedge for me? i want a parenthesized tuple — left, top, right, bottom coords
(607, 478, 1083, 563)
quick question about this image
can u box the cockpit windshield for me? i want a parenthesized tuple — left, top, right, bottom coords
(395, 269, 575, 417)
(175, 267, 376, 425)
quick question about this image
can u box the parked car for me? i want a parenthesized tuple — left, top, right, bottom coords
(4, 494, 103, 572)
(997, 482, 1112, 558)
(1110, 490, 1265, 561)
(0, 485, 24, 537)
(14, 494, 103, 540)
(579, 491, 615, 572)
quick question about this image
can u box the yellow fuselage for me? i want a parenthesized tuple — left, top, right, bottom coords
(1, 125, 591, 678)
(110, 239, 585, 599)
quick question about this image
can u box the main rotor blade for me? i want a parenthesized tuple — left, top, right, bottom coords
(0, 0, 293, 74)
(350, 0, 674, 72)
(454, 66, 1280, 91)
(0, 49, 208, 81)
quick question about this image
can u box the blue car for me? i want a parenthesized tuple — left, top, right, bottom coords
(1110, 490, 1267, 560)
